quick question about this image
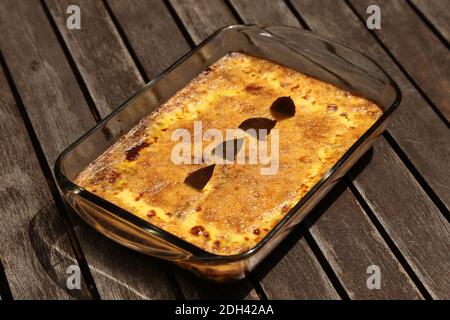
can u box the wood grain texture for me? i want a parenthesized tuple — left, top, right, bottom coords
(349, 0, 450, 123)
(351, 139, 450, 299)
(230, 0, 300, 27)
(226, 0, 422, 300)
(45, 0, 144, 118)
(0, 0, 176, 299)
(70, 218, 177, 299)
(28, 203, 92, 299)
(308, 183, 422, 299)
(292, 0, 450, 210)
(259, 237, 339, 299)
(410, 0, 450, 43)
(0, 0, 95, 165)
(107, 0, 190, 79)
(0, 66, 89, 299)
(293, 0, 450, 300)
(169, 0, 236, 43)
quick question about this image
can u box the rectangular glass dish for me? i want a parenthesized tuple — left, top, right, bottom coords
(55, 25, 400, 281)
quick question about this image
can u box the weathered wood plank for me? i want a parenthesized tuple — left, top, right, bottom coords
(228, 0, 423, 300)
(351, 139, 450, 299)
(168, 0, 236, 44)
(230, 0, 300, 26)
(0, 64, 90, 299)
(45, 0, 144, 118)
(410, 0, 450, 44)
(0, 0, 94, 165)
(0, 0, 176, 299)
(28, 202, 92, 298)
(309, 181, 423, 299)
(293, 0, 450, 300)
(258, 237, 340, 299)
(349, 0, 450, 123)
(70, 217, 177, 299)
(106, 0, 190, 79)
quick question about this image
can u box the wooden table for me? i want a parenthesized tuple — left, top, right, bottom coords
(0, 0, 449, 300)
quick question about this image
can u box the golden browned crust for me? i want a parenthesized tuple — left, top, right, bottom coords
(75, 53, 382, 255)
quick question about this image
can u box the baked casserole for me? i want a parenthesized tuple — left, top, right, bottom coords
(75, 52, 382, 256)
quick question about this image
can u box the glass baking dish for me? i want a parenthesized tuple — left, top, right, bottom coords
(54, 25, 400, 281)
